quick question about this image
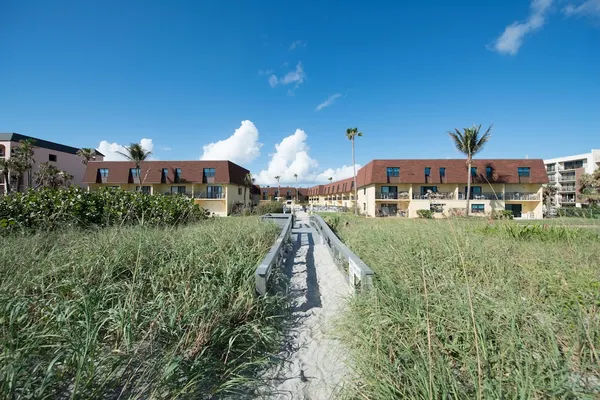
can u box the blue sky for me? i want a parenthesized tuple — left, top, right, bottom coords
(1, 0, 599, 184)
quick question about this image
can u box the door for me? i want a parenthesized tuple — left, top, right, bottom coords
(505, 204, 522, 218)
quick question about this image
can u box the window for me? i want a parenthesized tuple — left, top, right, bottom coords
(546, 164, 555, 172)
(162, 168, 169, 179)
(421, 186, 438, 194)
(518, 167, 530, 177)
(262, 190, 267, 200)
(363, 188, 366, 195)
(471, 204, 485, 214)
(130, 168, 140, 177)
(99, 168, 109, 178)
(136, 186, 151, 194)
(424, 167, 431, 177)
(439, 167, 446, 178)
(486, 167, 493, 179)
(207, 186, 222, 198)
(203, 168, 215, 178)
(238, 187, 242, 195)
(171, 186, 186, 194)
(387, 167, 400, 177)
(471, 167, 477, 177)
(287, 190, 291, 195)
(175, 168, 182, 181)
(49, 154, 57, 162)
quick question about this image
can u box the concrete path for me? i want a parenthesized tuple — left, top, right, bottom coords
(260, 211, 352, 399)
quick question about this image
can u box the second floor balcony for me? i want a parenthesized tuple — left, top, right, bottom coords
(377, 191, 410, 200)
(505, 192, 540, 201)
(194, 192, 225, 199)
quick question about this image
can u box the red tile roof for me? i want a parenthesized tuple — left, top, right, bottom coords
(83, 160, 249, 185)
(257, 186, 306, 196)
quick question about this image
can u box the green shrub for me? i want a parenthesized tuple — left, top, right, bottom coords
(0, 187, 206, 234)
(253, 202, 283, 215)
(417, 209, 433, 219)
(557, 206, 600, 218)
(491, 209, 514, 219)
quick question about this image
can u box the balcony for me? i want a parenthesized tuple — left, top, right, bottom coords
(194, 192, 225, 199)
(558, 187, 576, 192)
(558, 175, 576, 182)
(377, 191, 410, 200)
(505, 192, 540, 201)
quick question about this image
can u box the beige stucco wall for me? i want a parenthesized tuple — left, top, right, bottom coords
(357, 185, 377, 216)
(195, 199, 227, 216)
(226, 184, 245, 214)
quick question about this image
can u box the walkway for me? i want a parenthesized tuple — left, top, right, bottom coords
(261, 211, 352, 399)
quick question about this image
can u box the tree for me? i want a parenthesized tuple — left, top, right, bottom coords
(448, 124, 492, 216)
(294, 173, 298, 202)
(243, 172, 253, 207)
(34, 162, 73, 189)
(77, 148, 97, 165)
(117, 143, 152, 180)
(579, 169, 600, 205)
(274, 176, 281, 201)
(0, 158, 12, 194)
(543, 184, 558, 209)
(346, 127, 363, 215)
(11, 139, 36, 192)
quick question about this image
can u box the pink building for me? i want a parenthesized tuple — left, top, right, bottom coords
(0, 132, 104, 194)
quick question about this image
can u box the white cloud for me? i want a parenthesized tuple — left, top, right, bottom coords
(266, 62, 306, 94)
(491, 0, 553, 55)
(258, 69, 274, 75)
(253, 128, 360, 185)
(316, 93, 342, 111)
(200, 120, 263, 164)
(289, 40, 306, 50)
(314, 164, 361, 182)
(563, 0, 600, 17)
(97, 138, 155, 161)
(160, 146, 172, 151)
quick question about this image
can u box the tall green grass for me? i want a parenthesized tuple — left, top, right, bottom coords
(334, 217, 600, 399)
(0, 218, 286, 398)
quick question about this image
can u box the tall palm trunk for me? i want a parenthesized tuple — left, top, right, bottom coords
(466, 158, 472, 216)
(1, 171, 9, 194)
(352, 137, 358, 215)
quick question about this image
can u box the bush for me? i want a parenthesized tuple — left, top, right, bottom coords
(417, 209, 433, 219)
(491, 209, 514, 220)
(253, 202, 283, 215)
(0, 187, 207, 234)
(557, 206, 600, 218)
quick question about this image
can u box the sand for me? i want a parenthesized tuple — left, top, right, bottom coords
(259, 212, 352, 399)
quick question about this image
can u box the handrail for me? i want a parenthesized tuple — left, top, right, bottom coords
(309, 214, 374, 293)
(255, 213, 294, 295)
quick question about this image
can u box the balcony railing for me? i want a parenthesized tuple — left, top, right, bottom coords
(412, 192, 502, 200)
(377, 191, 410, 200)
(558, 187, 576, 192)
(505, 192, 540, 201)
(559, 176, 576, 182)
(194, 192, 225, 199)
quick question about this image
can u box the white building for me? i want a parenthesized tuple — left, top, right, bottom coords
(544, 149, 600, 207)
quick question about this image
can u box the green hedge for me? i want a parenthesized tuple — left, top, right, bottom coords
(417, 209, 433, 219)
(557, 206, 600, 218)
(252, 202, 284, 215)
(0, 187, 207, 234)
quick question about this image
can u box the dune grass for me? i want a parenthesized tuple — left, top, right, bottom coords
(333, 216, 600, 399)
(0, 217, 287, 399)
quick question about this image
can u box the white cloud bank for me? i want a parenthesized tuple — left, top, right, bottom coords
(200, 120, 263, 164)
(316, 93, 342, 111)
(254, 128, 360, 185)
(97, 138, 154, 161)
(491, 0, 553, 55)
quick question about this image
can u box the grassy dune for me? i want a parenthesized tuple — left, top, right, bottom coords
(0, 218, 285, 398)
(332, 216, 600, 399)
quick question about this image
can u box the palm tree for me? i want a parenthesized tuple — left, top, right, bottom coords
(448, 124, 492, 216)
(294, 173, 298, 202)
(0, 158, 12, 194)
(11, 139, 36, 192)
(77, 148, 97, 165)
(243, 172, 253, 207)
(274, 176, 281, 202)
(117, 142, 152, 182)
(346, 127, 363, 215)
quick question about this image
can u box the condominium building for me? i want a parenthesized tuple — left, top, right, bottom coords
(83, 160, 251, 216)
(544, 149, 600, 208)
(259, 186, 306, 203)
(309, 159, 548, 219)
(308, 177, 356, 208)
(0, 132, 104, 194)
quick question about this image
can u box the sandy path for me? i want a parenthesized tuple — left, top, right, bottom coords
(260, 212, 351, 399)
